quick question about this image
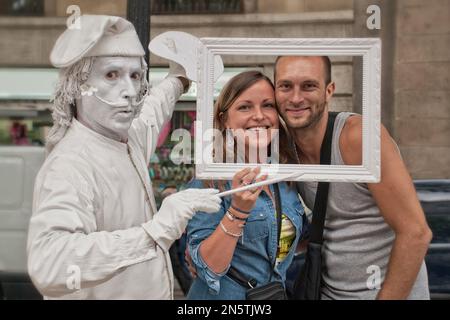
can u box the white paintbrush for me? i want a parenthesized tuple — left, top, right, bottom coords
(217, 171, 304, 198)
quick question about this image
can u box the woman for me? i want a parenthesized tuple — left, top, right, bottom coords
(186, 71, 305, 299)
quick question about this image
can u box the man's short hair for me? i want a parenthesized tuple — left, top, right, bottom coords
(274, 56, 332, 86)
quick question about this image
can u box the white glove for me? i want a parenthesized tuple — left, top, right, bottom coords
(142, 188, 221, 251)
(149, 31, 224, 82)
(168, 61, 191, 93)
(149, 31, 201, 81)
(168, 61, 187, 79)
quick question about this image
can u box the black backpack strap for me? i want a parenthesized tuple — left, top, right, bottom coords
(309, 112, 339, 244)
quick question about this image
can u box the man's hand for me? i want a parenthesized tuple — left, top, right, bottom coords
(143, 189, 221, 250)
(168, 61, 191, 93)
(163, 188, 222, 214)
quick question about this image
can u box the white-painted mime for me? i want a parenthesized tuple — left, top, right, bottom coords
(27, 15, 222, 300)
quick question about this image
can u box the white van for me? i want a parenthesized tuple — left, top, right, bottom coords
(0, 146, 44, 299)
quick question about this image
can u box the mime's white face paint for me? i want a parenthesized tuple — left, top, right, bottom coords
(76, 56, 144, 142)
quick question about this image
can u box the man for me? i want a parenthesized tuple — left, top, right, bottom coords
(27, 15, 221, 299)
(274, 56, 432, 299)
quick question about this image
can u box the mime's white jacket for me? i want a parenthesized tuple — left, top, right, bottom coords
(27, 77, 183, 299)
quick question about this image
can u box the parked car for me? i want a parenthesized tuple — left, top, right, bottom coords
(415, 180, 450, 299)
(285, 179, 450, 299)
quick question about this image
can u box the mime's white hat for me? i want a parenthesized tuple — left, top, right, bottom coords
(50, 15, 145, 68)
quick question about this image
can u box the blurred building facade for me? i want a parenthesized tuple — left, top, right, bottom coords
(0, 0, 448, 178)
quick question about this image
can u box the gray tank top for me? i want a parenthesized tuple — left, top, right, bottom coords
(297, 112, 430, 300)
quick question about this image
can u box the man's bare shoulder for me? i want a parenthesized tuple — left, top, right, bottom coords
(339, 114, 363, 165)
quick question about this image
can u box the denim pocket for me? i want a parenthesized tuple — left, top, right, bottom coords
(243, 211, 269, 242)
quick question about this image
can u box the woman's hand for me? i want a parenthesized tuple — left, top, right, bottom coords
(230, 167, 267, 213)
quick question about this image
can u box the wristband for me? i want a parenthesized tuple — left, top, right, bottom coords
(220, 221, 243, 238)
(231, 204, 250, 215)
(226, 210, 247, 223)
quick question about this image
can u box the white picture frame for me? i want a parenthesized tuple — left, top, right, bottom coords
(195, 37, 381, 183)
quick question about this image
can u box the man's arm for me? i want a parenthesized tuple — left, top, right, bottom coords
(133, 75, 183, 158)
(131, 67, 188, 163)
(340, 115, 432, 299)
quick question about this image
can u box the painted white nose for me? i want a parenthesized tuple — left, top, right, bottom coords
(121, 77, 138, 100)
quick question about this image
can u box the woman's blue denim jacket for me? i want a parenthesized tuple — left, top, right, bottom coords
(186, 179, 305, 300)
